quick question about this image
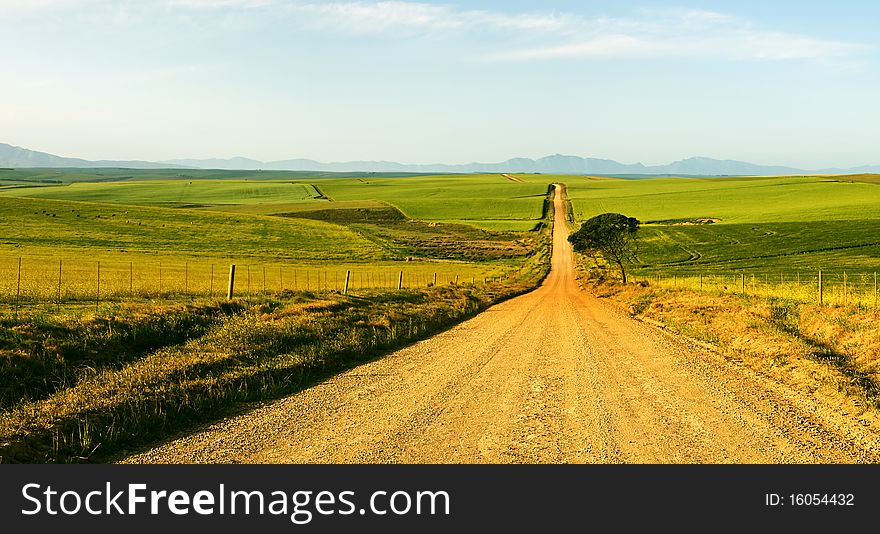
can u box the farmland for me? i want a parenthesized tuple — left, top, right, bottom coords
(3, 167, 880, 463)
(559, 174, 880, 277)
(0, 172, 550, 305)
(3, 170, 879, 305)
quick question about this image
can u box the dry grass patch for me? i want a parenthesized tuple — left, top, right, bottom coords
(593, 279, 880, 419)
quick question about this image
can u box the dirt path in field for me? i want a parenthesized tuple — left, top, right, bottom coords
(502, 173, 525, 183)
(123, 186, 880, 464)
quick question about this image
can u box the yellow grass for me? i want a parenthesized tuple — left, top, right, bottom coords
(596, 279, 880, 418)
(646, 271, 879, 310)
(0, 249, 513, 303)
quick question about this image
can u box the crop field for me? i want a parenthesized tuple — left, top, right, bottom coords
(315, 175, 550, 231)
(0, 171, 550, 306)
(0, 180, 323, 206)
(0, 171, 550, 230)
(562, 174, 880, 277)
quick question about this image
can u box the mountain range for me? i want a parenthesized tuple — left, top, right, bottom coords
(2, 142, 878, 176)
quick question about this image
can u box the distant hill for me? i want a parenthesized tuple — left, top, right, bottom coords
(0, 143, 189, 169)
(3, 142, 879, 176)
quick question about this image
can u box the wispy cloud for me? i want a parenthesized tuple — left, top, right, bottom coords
(167, 0, 272, 8)
(0, 0, 271, 12)
(490, 9, 864, 62)
(290, 1, 578, 34)
(287, 2, 866, 63)
(291, 2, 468, 32)
(2, 1, 867, 63)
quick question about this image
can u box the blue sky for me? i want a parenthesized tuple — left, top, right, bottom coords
(2, 1, 878, 168)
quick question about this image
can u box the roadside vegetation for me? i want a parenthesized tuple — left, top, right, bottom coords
(0, 282, 532, 463)
(589, 278, 880, 419)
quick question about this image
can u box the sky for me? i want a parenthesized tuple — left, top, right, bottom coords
(2, 0, 879, 168)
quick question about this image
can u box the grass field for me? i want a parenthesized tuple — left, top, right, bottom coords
(1, 180, 323, 206)
(0, 172, 550, 232)
(560, 174, 880, 277)
(0, 171, 551, 305)
(315, 174, 549, 231)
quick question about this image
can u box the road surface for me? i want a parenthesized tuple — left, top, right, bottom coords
(123, 186, 880, 464)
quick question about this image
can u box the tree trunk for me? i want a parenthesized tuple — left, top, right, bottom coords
(615, 260, 627, 284)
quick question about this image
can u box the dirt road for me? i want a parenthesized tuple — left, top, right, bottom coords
(124, 186, 880, 463)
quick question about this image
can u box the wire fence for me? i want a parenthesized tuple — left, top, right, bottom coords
(646, 270, 879, 309)
(0, 256, 504, 308)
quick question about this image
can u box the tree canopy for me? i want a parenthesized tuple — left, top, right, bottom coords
(568, 213, 640, 283)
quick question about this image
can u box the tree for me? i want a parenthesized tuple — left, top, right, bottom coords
(568, 213, 640, 283)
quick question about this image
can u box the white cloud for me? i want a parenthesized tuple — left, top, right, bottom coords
(0, 0, 270, 11)
(288, 2, 866, 63)
(1, 1, 866, 64)
(289, 1, 583, 35)
(0, 0, 101, 11)
(292, 2, 465, 32)
(492, 35, 663, 60)
(167, 0, 272, 8)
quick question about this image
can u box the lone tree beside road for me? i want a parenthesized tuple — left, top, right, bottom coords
(568, 213, 640, 283)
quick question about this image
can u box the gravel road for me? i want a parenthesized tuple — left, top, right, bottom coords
(123, 186, 880, 464)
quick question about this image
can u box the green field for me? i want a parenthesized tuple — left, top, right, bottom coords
(561, 174, 880, 276)
(315, 175, 549, 230)
(1, 180, 322, 206)
(3, 168, 880, 294)
(0, 170, 551, 304)
(0, 171, 550, 231)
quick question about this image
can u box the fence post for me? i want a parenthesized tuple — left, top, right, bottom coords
(344, 270, 351, 294)
(740, 273, 744, 294)
(130, 262, 133, 296)
(699, 272, 703, 290)
(159, 262, 162, 295)
(263, 266, 266, 293)
(818, 270, 823, 306)
(843, 272, 847, 307)
(433, 272, 437, 286)
(398, 271, 403, 290)
(227, 264, 236, 300)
